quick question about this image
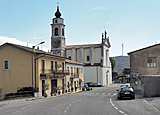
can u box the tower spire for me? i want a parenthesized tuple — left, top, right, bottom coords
(55, 5, 61, 18)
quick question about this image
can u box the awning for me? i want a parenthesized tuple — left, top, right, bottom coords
(79, 78, 84, 82)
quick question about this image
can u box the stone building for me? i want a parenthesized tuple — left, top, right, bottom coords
(128, 43, 160, 92)
(51, 6, 112, 86)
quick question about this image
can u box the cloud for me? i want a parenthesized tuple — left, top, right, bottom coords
(106, 22, 115, 25)
(93, 7, 106, 11)
(0, 36, 48, 51)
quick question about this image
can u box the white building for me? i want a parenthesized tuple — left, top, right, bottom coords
(51, 6, 112, 86)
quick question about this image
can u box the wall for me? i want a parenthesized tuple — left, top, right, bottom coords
(0, 45, 33, 93)
(141, 75, 160, 97)
(130, 45, 160, 91)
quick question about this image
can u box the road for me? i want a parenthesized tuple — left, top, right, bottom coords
(0, 83, 160, 115)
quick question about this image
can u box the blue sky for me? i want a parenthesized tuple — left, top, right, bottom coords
(0, 0, 160, 56)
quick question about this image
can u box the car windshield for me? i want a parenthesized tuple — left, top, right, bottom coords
(121, 87, 133, 92)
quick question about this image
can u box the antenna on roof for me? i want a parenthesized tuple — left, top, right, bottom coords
(122, 43, 124, 56)
(155, 39, 158, 44)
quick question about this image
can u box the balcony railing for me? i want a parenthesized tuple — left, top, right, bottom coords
(40, 69, 70, 76)
(70, 73, 79, 79)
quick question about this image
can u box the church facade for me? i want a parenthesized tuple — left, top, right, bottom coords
(51, 6, 112, 86)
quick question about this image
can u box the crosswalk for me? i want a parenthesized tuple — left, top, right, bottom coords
(76, 92, 117, 97)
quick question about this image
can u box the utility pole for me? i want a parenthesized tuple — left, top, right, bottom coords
(122, 43, 124, 56)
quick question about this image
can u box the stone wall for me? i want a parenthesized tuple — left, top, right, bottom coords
(141, 75, 160, 97)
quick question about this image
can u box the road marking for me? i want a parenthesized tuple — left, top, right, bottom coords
(110, 98, 127, 115)
(69, 104, 72, 106)
(28, 105, 32, 107)
(96, 93, 100, 95)
(66, 107, 69, 109)
(64, 110, 67, 113)
(13, 110, 19, 114)
(119, 110, 124, 114)
(102, 93, 106, 95)
(111, 93, 117, 97)
(89, 93, 94, 95)
(21, 107, 26, 110)
(107, 93, 111, 96)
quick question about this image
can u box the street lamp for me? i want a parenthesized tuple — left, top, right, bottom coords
(32, 41, 45, 91)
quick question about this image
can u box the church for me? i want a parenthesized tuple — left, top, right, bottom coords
(51, 6, 112, 86)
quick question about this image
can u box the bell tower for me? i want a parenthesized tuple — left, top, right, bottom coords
(51, 6, 66, 56)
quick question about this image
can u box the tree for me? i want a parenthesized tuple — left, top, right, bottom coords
(109, 57, 116, 71)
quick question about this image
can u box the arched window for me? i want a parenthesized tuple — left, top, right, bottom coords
(55, 19, 57, 23)
(62, 28, 64, 36)
(55, 28, 58, 36)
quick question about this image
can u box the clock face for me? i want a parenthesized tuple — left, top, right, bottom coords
(52, 38, 61, 48)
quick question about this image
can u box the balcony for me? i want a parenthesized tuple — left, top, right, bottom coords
(70, 73, 79, 80)
(40, 69, 70, 78)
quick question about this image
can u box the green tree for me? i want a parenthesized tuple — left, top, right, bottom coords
(109, 57, 116, 71)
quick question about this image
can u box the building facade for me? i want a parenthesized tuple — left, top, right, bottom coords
(51, 6, 112, 86)
(128, 43, 160, 92)
(0, 43, 84, 97)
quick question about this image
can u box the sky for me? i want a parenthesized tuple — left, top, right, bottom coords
(0, 0, 160, 57)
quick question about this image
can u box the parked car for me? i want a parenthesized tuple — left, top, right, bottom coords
(116, 86, 135, 99)
(83, 83, 92, 91)
(94, 83, 103, 87)
(86, 82, 94, 87)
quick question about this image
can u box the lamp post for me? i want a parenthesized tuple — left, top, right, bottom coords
(32, 41, 45, 88)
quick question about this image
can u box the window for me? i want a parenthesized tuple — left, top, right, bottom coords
(41, 60, 45, 74)
(68, 56, 71, 60)
(55, 28, 58, 36)
(77, 68, 79, 73)
(147, 57, 156, 68)
(3, 60, 9, 70)
(55, 61, 58, 71)
(55, 19, 57, 23)
(87, 56, 90, 61)
(68, 82, 69, 88)
(62, 28, 64, 36)
(62, 62, 64, 71)
(67, 67, 69, 73)
(51, 61, 54, 72)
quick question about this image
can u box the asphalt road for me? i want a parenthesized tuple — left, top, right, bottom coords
(0, 83, 160, 115)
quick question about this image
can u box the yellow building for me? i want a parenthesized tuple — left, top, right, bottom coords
(0, 43, 84, 97)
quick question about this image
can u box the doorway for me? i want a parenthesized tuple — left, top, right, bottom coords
(51, 79, 57, 93)
(42, 80, 45, 96)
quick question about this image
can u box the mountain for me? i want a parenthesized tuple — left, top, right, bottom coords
(112, 56, 130, 72)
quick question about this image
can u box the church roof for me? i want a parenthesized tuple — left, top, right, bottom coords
(65, 59, 84, 66)
(55, 6, 61, 18)
(65, 44, 102, 49)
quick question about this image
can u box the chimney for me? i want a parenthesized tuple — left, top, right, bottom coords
(32, 46, 35, 52)
(50, 50, 53, 54)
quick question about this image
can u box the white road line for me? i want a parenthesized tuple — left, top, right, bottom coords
(13, 110, 19, 114)
(102, 93, 106, 95)
(66, 107, 69, 109)
(89, 93, 94, 95)
(28, 105, 32, 107)
(69, 104, 72, 106)
(110, 98, 127, 115)
(64, 110, 67, 113)
(96, 93, 100, 95)
(111, 93, 117, 97)
(21, 107, 26, 110)
(107, 93, 111, 95)
(119, 110, 124, 114)
(114, 107, 118, 110)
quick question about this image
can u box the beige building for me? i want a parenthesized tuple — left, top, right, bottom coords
(128, 43, 160, 92)
(0, 43, 84, 97)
